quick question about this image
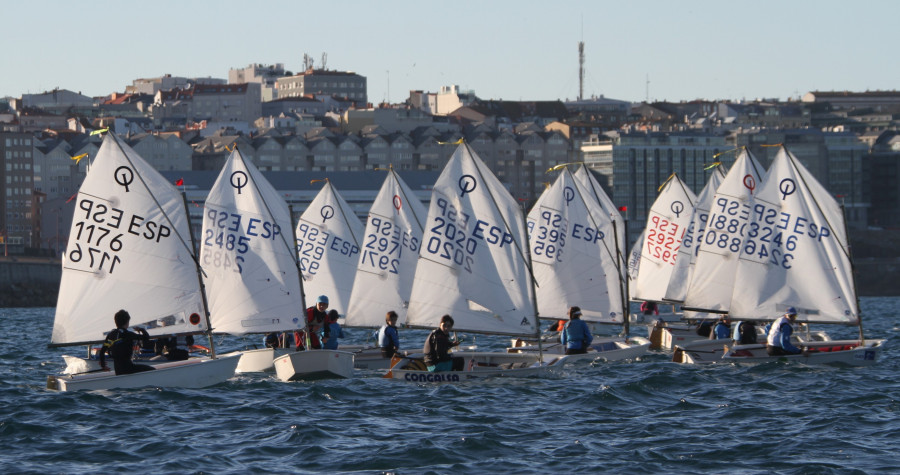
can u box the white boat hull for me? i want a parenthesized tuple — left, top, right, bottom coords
(720, 339, 886, 366)
(47, 355, 240, 391)
(225, 348, 292, 373)
(352, 347, 397, 370)
(674, 331, 836, 364)
(508, 337, 651, 363)
(387, 351, 568, 383)
(61, 353, 211, 375)
(273, 350, 355, 381)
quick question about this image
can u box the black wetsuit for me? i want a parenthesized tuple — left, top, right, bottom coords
(423, 329, 463, 370)
(99, 328, 156, 375)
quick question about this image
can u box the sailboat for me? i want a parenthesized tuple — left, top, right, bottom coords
(716, 146, 885, 365)
(672, 149, 775, 362)
(46, 134, 240, 391)
(386, 143, 567, 382)
(645, 165, 727, 350)
(344, 168, 428, 369)
(198, 147, 312, 373)
(508, 165, 650, 362)
(272, 177, 360, 380)
(631, 173, 698, 303)
(631, 173, 697, 349)
(294, 179, 364, 315)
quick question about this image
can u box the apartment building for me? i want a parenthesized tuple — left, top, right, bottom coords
(1, 131, 36, 249)
(275, 70, 367, 105)
(228, 63, 289, 102)
(152, 83, 262, 124)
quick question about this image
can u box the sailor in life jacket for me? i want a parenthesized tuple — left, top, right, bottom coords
(765, 307, 803, 356)
(99, 309, 157, 375)
(561, 306, 593, 355)
(376, 311, 401, 358)
(295, 295, 330, 350)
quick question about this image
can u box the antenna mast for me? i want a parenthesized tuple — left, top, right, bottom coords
(578, 41, 585, 101)
(645, 74, 650, 103)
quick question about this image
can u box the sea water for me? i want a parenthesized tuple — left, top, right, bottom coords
(2, 298, 899, 474)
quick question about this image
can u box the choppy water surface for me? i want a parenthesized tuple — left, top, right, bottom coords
(2, 298, 899, 474)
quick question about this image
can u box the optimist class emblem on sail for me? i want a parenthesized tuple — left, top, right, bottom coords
(458, 175, 477, 196)
(230, 171, 248, 194)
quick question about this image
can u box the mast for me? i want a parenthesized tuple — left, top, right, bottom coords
(289, 204, 310, 349)
(182, 192, 217, 359)
(522, 201, 543, 362)
(614, 219, 630, 338)
(840, 202, 865, 344)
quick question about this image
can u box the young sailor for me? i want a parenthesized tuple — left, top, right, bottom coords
(376, 311, 401, 358)
(295, 295, 330, 350)
(322, 310, 344, 350)
(711, 316, 731, 340)
(98, 309, 156, 375)
(731, 320, 758, 345)
(561, 306, 593, 355)
(423, 315, 462, 372)
(766, 307, 803, 356)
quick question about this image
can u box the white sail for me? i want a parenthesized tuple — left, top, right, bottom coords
(51, 134, 206, 345)
(200, 148, 305, 335)
(345, 169, 427, 327)
(730, 147, 858, 323)
(295, 180, 364, 314)
(573, 164, 626, 256)
(528, 167, 623, 323)
(631, 174, 697, 303)
(683, 149, 766, 312)
(663, 165, 727, 302)
(626, 230, 644, 299)
(406, 143, 537, 336)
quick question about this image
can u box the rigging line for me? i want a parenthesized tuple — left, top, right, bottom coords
(575, 163, 629, 269)
(657, 172, 677, 193)
(390, 168, 426, 235)
(564, 167, 621, 270)
(107, 134, 198, 263)
(462, 142, 537, 288)
(287, 204, 308, 315)
(325, 180, 365, 248)
(576, 163, 621, 218)
(669, 172, 699, 207)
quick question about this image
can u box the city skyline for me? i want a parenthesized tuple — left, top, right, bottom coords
(2, 0, 897, 104)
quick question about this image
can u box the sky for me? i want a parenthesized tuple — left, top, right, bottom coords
(2, 0, 897, 104)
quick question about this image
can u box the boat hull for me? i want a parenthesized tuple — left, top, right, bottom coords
(226, 348, 292, 373)
(387, 351, 568, 383)
(352, 347, 397, 370)
(508, 337, 651, 363)
(61, 353, 211, 374)
(674, 331, 836, 364)
(273, 350, 355, 381)
(720, 339, 886, 366)
(47, 354, 240, 391)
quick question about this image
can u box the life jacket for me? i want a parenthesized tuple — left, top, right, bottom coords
(738, 321, 757, 344)
(107, 329, 134, 360)
(766, 316, 791, 347)
(378, 324, 395, 348)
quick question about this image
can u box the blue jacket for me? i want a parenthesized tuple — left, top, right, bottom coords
(377, 324, 400, 350)
(712, 322, 731, 340)
(561, 319, 593, 350)
(322, 322, 344, 350)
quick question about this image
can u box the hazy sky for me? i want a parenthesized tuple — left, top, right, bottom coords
(3, 0, 896, 104)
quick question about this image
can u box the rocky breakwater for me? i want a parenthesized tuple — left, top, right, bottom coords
(0, 258, 61, 307)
